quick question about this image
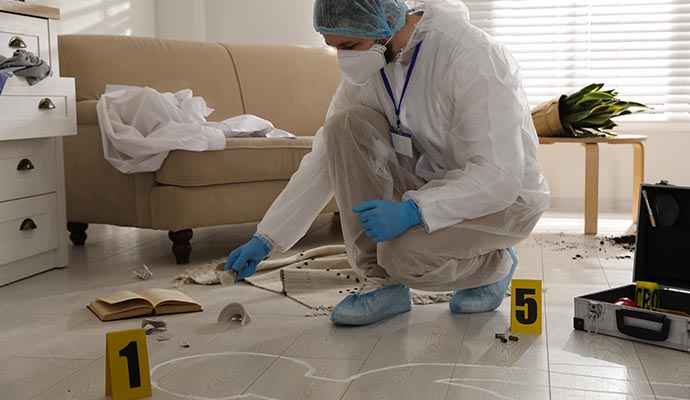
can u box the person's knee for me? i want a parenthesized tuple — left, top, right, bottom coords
(323, 106, 388, 149)
(377, 236, 420, 285)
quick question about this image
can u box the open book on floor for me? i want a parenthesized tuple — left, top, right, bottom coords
(87, 288, 202, 321)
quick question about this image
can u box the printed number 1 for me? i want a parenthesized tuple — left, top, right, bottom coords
(118, 341, 141, 388)
(515, 288, 537, 325)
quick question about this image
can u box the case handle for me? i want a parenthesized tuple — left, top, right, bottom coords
(616, 309, 670, 342)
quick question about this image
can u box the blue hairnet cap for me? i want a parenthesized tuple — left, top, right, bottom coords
(314, 0, 409, 40)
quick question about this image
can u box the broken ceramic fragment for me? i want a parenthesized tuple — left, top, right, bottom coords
(156, 333, 171, 341)
(141, 318, 167, 334)
(133, 264, 153, 280)
(217, 302, 252, 325)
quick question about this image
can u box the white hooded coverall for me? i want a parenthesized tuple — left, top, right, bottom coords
(255, 0, 550, 291)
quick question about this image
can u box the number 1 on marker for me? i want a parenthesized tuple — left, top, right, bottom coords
(119, 341, 142, 388)
(511, 279, 542, 334)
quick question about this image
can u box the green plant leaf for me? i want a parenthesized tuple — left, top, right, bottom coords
(562, 110, 595, 124)
(582, 91, 616, 100)
(545, 83, 649, 137)
(565, 83, 604, 104)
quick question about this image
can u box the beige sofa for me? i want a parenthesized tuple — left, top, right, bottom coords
(57, 35, 342, 264)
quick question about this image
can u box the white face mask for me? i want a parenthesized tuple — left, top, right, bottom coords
(337, 39, 391, 86)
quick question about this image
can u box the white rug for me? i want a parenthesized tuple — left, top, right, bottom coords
(175, 245, 452, 315)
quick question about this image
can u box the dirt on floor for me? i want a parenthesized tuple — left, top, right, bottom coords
(605, 235, 636, 252)
(544, 233, 636, 261)
(598, 235, 636, 260)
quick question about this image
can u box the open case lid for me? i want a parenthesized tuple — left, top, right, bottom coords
(633, 182, 690, 291)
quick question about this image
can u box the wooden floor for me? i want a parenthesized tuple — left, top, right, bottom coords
(1, 212, 689, 400)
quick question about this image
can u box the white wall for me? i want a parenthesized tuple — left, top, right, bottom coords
(155, 0, 323, 46)
(204, 0, 323, 46)
(155, 0, 205, 41)
(27, 0, 156, 37)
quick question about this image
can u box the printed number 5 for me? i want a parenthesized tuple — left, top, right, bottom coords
(118, 341, 142, 388)
(515, 288, 537, 325)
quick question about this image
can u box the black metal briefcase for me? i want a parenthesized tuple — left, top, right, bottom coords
(574, 181, 690, 352)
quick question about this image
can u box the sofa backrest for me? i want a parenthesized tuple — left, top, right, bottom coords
(221, 43, 341, 137)
(58, 35, 245, 122)
(58, 35, 342, 136)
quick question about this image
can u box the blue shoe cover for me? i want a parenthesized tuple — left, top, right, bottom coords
(449, 248, 518, 314)
(330, 284, 412, 326)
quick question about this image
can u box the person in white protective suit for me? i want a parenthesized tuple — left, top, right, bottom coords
(225, 0, 550, 326)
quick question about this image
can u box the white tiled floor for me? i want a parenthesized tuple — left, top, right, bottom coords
(1, 212, 689, 400)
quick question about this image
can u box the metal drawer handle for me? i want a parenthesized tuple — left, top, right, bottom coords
(38, 98, 55, 110)
(16, 158, 35, 171)
(8, 36, 27, 49)
(20, 218, 37, 232)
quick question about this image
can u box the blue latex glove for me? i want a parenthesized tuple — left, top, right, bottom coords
(353, 199, 422, 243)
(224, 236, 271, 282)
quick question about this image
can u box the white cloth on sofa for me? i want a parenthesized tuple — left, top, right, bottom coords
(96, 85, 295, 173)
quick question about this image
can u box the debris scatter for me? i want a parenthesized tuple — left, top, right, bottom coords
(605, 235, 636, 252)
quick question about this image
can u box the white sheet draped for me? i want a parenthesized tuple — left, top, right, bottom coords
(96, 85, 294, 173)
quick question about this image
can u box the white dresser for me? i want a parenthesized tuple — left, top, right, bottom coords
(0, 1, 76, 286)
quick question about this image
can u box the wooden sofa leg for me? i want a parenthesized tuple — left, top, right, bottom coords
(168, 229, 193, 265)
(67, 222, 88, 246)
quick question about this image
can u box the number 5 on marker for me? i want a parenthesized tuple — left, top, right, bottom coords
(105, 328, 152, 399)
(511, 279, 542, 334)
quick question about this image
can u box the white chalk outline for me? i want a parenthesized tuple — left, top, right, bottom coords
(150, 352, 690, 400)
(150, 351, 539, 400)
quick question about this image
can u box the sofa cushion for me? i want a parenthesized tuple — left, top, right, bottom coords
(150, 181, 338, 231)
(156, 137, 314, 187)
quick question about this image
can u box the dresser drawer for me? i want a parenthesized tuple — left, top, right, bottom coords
(0, 193, 58, 266)
(0, 138, 57, 202)
(0, 12, 50, 65)
(0, 77, 77, 140)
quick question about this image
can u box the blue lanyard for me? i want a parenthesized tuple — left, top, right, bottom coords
(380, 41, 423, 132)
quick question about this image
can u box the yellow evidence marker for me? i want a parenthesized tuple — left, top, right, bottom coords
(105, 328, 152, 399)
(511, 279, 542, 334)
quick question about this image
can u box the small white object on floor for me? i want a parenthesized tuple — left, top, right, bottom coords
(179, 338, 190, 348)
(156, 333, 171, 342)
(142, 318, 167, 335)
(218, 302, 252, 325)
(132, 264, 153, 280)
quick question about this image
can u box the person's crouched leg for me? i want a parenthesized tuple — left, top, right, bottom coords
(449, 248, 518, 314)
(377, 225, 519, 314)
(330, 277, 412, 326)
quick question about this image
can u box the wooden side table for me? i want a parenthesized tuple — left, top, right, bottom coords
(539, 134, 647, 234)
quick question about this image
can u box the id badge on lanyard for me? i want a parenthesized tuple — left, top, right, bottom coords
(390, 128, 414, 158)
(381, 41, 422, 159)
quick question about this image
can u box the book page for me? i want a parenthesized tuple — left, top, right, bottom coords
(139, 288, 200, 308)
(96, 290, 151, 306)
